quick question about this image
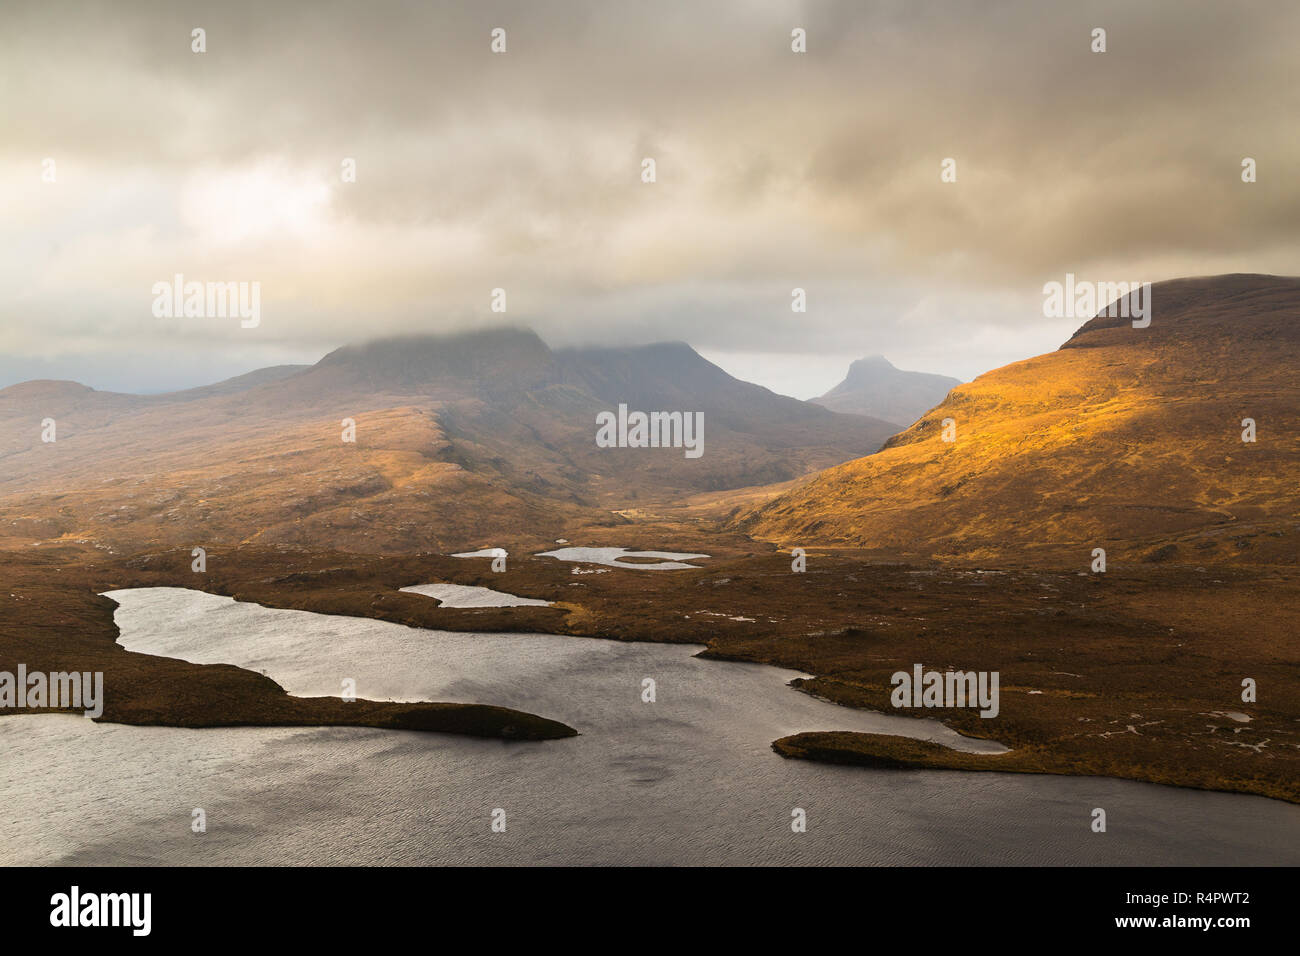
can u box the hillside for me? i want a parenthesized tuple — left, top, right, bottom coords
(0, 328, 893, 554)
(737, 274, 1300, 565)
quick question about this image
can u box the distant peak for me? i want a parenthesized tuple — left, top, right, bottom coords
(850, 354, 895, 369)
(841, 355, 897, 381)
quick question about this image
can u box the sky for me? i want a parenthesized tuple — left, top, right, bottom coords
(2, 0, 1297, 398)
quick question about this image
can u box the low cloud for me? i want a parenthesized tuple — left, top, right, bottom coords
(2, 0, 1296, 395)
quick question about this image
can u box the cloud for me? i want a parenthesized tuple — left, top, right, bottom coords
(1, 0, 1296, 394)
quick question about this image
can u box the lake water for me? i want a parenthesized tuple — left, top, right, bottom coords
(1, 587, 1296, 866)
(536, 547, 710, 570)
(399, 582, 552, 608)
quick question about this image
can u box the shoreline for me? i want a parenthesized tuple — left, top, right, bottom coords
(2, 543, 1295, 804)
(771, 731, 1300, 805)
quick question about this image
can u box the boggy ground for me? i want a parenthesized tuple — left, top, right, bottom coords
(0, 546, 576, 740)
(2, 531, 1294, 802)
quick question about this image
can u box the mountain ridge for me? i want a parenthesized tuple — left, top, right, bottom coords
(0, 326, 895, 554)
(813, 354, 962, 427)
(738, 274, 1300, 565)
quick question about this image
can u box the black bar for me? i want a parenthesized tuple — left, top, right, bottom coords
(3, 866, 1281, 942)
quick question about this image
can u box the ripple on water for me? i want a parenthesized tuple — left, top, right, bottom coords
(0, 588, 1294, 866)
(399, 583, 551, 608)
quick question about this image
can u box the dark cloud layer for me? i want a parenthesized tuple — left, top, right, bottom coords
(2, 0, 1296, 394)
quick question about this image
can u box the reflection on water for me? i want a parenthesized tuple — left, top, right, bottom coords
(101, 588, 1002, 755)
(399, 582, 552, 608)
(0, 587, 1295, 866)
(536, 547, 709, 570)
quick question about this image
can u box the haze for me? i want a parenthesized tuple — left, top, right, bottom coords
(2, 0, 1297, 396)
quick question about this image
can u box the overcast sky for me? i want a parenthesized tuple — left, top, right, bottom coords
(2, 0, 1297, 397)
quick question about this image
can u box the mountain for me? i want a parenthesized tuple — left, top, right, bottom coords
(812, 355, 962, 428)
(0, 328, 895, 555)
(555, 341, 900, 489)
(736, 274, 1300, 565)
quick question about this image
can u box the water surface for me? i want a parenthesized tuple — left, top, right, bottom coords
(399, 582, 551, 608)
(537, 547, 709, 570)
(1, 587, 1295, 866)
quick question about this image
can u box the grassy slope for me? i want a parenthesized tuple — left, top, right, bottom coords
(737, 275, 1300, 565)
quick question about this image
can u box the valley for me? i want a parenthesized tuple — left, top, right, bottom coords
(1, 275, 1296, 807)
